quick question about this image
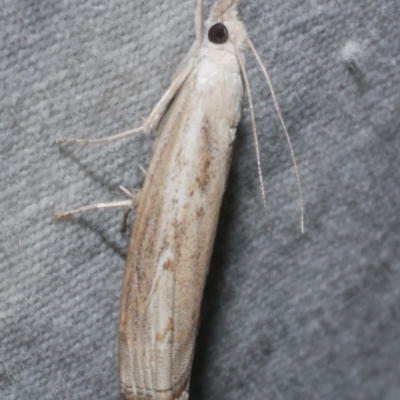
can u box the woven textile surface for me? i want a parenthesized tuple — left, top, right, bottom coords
(1, 0, 400, 399)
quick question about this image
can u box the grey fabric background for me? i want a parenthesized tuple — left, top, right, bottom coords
(1, 0, 399, 399)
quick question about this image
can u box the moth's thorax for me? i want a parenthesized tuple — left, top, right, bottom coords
(192, 52, 244, 129)
(197, 46, 243, 75)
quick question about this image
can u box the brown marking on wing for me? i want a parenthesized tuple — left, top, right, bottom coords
(195, 157, 211, 191)
(163, 258, 174, 271)
(156, 317, 174, 342)
(195, 117, 214, 192)
(196, 206, 205, 219)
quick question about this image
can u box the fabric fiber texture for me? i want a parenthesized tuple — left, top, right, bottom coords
(1, 0, 400, 399)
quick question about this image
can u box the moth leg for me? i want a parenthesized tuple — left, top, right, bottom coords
(57, 55, 197, 147)
(54, 187, 141, 220)
(56, 126, 145, 145)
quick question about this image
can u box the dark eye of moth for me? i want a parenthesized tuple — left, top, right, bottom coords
(208, 23, 229, 44)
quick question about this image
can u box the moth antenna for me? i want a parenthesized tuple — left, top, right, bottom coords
(248, 38, 305, 234)
(56, 126, 144, 145)
(234, 44, 268, 219)
(195, 0, 204, 42)
(54, 200, 133, 220)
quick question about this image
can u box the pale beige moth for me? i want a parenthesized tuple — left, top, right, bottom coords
(56, 0, 304, 399)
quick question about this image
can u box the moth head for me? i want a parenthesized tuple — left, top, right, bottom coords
(205, 0, 248, 52)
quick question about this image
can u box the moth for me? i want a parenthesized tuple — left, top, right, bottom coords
(56, 0, 303, 399)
